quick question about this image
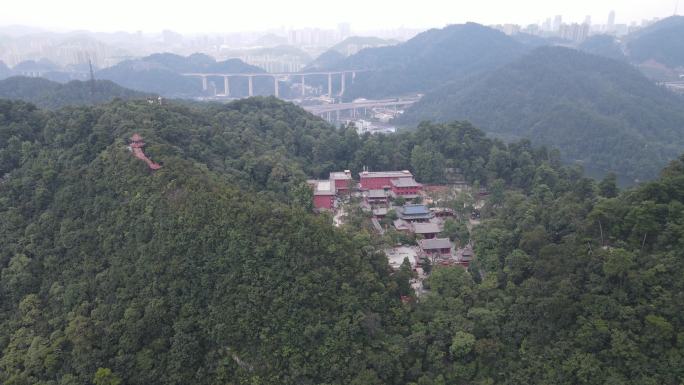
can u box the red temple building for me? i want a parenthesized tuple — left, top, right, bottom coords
(390, 177, 422, 198)
(129, 134, 161, 170)
(312, 180, 335, 210)
(359, 170, 415, 190)
(330, 170, 353, 194)
(419, 238, 452, 257)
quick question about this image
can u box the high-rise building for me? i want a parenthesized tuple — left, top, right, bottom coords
(607, 10, 616, 32)
(337, 23, 351, 41)
(560, 23, 590, 42)
(553, 15, 563, 32)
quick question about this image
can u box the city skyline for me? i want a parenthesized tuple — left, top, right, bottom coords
(0, 0, 679, 35)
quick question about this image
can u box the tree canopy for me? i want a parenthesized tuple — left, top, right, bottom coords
(0, 97, 682, 384)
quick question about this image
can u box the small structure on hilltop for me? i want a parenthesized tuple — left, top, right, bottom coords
(397, 204, 434, 223)
(372, 207, 388, 219)
(330, 170, 354, 195)
(456, 244, 474, 268)
(308, 170, 359, 212)
(431, 207, 455, 219)
(366, 189, 390, 206)
(413, 222, 441, 239)
(309, 179, 336, 211)
(419, 238, 452, 258)
(390, 177, 422, 198)
(129, 134, 162, 170)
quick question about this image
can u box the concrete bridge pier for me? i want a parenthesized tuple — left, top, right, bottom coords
(224, 76, 230, 96)
(202, 76, 208, 91)
(339, 72, 346, 96)
(248, 76, 254, 97)
(274, 76, 279, 97)
(301, 75, 306, 96)
(328, 73, 333, 97)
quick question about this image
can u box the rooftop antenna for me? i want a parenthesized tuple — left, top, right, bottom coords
(88, 56, 96, 96)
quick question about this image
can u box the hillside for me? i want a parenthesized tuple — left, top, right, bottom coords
(400, 46, 684, 181)
(97, 53, 265, 97)
(0, 76, 153, 108)
(305, 36, 396, 70)
(11, 58, 60, 73)
(320, 23, 529, 98)
(1, 98, 682, 384)
(0, 61, 12, 79)
(578, 34, 626, 61)
(627, 15, 684, 68)
(305, 49, 346, 71)
(0, 98, 405, 385)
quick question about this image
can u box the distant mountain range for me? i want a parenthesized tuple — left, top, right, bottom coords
(563, 16, 684, 80)
(313, 23, 529, 98)
(0, 76, 152, 109)
(626, 15, 684, 69)
(0, 62, 11, 79)
(577, 35, 626, 62)
(400, 46, 684, 181)
(96, 53, 266, 97)
(0, 58, 89, 83)
(305, 36, 397, 71)
(308, 17, 684, 100)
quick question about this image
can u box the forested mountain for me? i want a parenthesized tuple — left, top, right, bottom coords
(627, 15, 684, 68)
(0, 61, 13, 79)
(12, 59, 61, 73)
(0, 76, 152, 108)
(578, 35, 626, 61)
(400, 46, 684, 181)
(305, 36, 396, 70)
(305, 49, 346, 71)
(319, 23, 528, 98)
(1, 98, 682, 384)
(97, 53, 265, 97)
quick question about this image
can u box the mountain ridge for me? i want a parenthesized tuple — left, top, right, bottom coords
(399, 46, 684, 180)
(0, 76, 153, 108)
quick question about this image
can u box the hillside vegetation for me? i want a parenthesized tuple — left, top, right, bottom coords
(400, 46, 684, 181)
(0, 76, 152, 108)
(0, 98, 682, 385)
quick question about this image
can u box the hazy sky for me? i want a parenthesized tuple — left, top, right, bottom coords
(1, 0, 679, 33)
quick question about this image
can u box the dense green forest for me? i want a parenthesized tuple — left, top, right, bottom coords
(0, 77, 153, 109)
(317, 23, 529, 99)
(400, 46, 684, 181)
(1, 97, 682, 384)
